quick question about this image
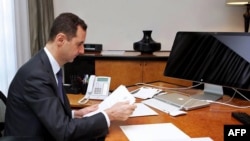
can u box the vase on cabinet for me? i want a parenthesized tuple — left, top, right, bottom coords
(133, 30, 161, 54)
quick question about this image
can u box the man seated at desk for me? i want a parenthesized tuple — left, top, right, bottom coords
(4, 12, 136, 141)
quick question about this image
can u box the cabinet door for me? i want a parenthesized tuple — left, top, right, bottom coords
(95, 60, 142, 90)
(142, 61, 167, 83)
(143, 61, 192, 86)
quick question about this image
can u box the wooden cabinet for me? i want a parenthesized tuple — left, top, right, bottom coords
(96, 60, 192, 90)
(95, 60, 164, 90)
(64, 51, 192, 92)
(142, 61, 168, 83)
(95, 60, 141, 90)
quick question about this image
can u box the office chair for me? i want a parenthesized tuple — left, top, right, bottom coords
(0, 91, 6, 137)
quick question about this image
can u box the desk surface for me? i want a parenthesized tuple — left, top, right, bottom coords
(67, 82, 250, 141)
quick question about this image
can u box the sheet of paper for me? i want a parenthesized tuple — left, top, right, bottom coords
(167, 137, 213, 141)
(188, 137, 213, 141)
(120, 123, 190, 141)
(84, 85, 135, 117)
(133, 87, 162, 99)
(130, 103, 158, 117)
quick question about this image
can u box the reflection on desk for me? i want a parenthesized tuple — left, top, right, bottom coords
(67, 81, 250, 141)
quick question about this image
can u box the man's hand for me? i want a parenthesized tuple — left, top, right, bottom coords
(104, 101, 137, 121)
(74, 104, 99, 118)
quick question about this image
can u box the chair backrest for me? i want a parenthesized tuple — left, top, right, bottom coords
(0, 91, 6, 137)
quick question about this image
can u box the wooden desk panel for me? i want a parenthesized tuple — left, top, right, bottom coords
(67, 82, 250, 141)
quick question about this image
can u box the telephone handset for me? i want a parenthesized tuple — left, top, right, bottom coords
(78, 75, 111, 104)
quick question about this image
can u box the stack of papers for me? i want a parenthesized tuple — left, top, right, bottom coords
(132, 87, 163, 99)
(84, 85, 135, 117)
(84, 85, 159, 117)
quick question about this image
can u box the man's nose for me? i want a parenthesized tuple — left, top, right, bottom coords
(79, 45, 85, 54)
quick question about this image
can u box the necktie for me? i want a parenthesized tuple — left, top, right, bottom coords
(56, 69, 64, 103)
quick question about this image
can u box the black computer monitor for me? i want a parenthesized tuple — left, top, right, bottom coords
(164, 31, 250, 101)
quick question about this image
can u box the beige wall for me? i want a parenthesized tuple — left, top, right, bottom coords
(53, 0, 244, 51)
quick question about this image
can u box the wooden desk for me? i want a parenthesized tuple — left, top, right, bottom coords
(67, 82, 250, 141)
(64, 51, 192, 91)
(67, 94, 101, 108)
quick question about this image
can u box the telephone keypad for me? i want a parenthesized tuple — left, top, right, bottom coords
(94, 82, 103, 94)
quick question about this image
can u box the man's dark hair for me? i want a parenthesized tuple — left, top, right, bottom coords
(48, 12, 87, 42)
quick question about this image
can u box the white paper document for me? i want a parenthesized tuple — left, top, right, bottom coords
(120, 123, 190, 141)
(184, 137, 213, 141)
(166, 137, 213, 141)
(132, 87, 163, 99)
(120, 123, 213, 141)
(130, 103, 158, 117)
(84, 85, 135, 117)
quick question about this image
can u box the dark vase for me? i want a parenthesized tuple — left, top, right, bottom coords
(133, 30, 161, 54)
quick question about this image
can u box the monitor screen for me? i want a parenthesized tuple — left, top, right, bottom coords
(164, 31, 250, 100)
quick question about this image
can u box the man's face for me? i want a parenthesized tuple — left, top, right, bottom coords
(62, 26, 86, 63)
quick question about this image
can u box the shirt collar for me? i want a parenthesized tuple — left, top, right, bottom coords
(44, 47, 61, 75)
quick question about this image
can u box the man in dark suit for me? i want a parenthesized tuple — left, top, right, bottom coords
(4, 12, 136, 141)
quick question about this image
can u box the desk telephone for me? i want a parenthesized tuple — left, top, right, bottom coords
(78, 75, 111, 104)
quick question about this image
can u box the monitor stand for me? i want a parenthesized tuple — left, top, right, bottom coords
(191, 83, 223, 101)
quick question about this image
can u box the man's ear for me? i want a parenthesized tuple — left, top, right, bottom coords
(56, 33, 66, 46)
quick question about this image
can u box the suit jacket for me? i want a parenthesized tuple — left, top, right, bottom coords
(4, 49, 108, 141)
